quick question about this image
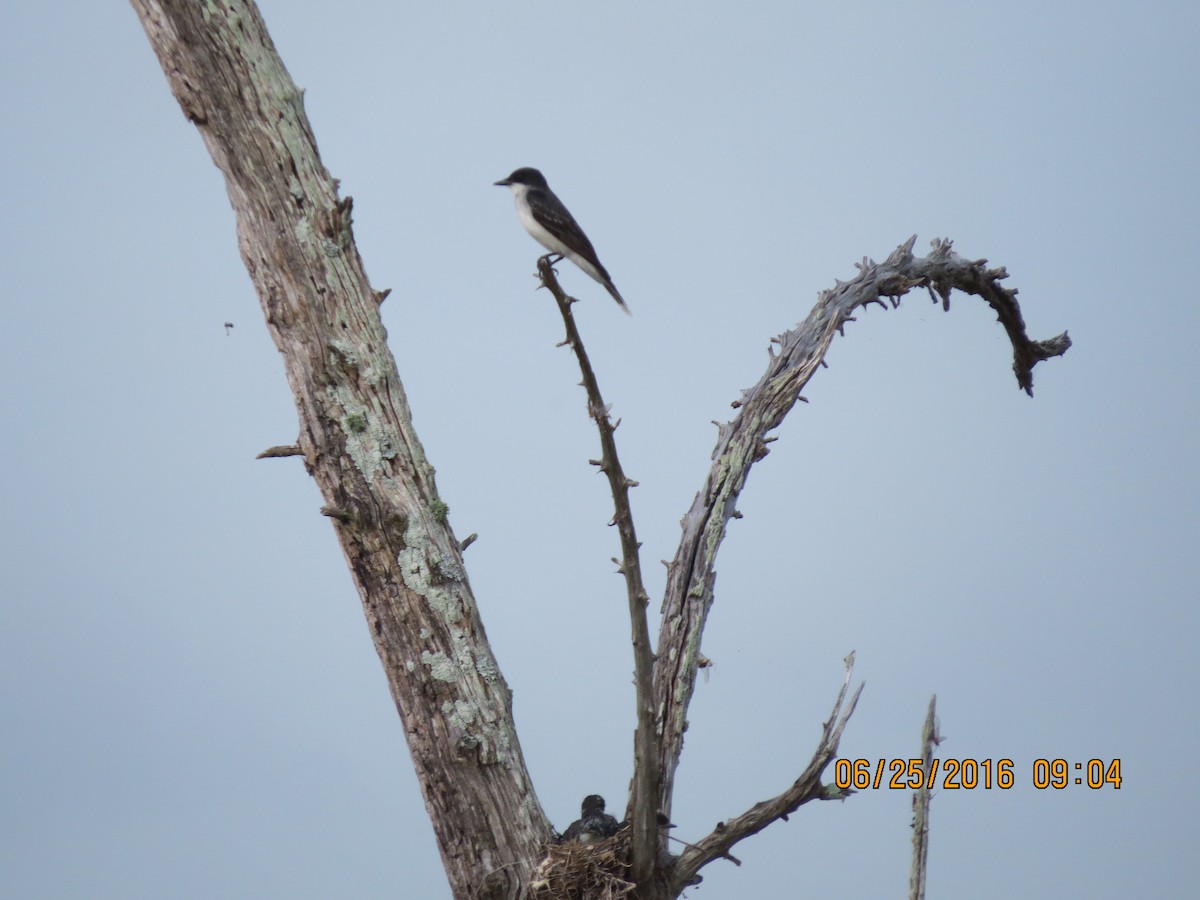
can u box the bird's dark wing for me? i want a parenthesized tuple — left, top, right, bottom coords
(588, 812, 622, 839)
(557, 813, 622, 844)
(528, 186, 603, 265)
(557, 819, 584, 844)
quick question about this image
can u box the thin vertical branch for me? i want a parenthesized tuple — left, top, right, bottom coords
(536, 257, 662, 891)
(909, 695, 940, 900)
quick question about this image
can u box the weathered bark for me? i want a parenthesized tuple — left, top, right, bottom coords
(652, 238, 1070, 836)
(910, 696, 940, 900)
(130, 3, 549, 898)
(668, 654, 862, 893)
(530, 235, 1071, 893)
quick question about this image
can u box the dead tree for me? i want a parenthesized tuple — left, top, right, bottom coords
(131, 2, 1070, 898)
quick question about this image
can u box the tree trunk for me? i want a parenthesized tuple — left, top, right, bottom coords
(131, 5, 1071, 899)
(130, 3, 549, 897)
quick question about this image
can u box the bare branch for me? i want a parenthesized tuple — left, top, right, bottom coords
(653, 237, 1070, 815)
(909, 238, 1070, 396)
(535, 256, 662, 889)
(909, 695, 940, 900)
(255, 443, 303, 459)
(319, 505, 355, 523)
(669, 654, 863, 893)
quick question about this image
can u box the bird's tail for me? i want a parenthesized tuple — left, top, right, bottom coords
(606, 281, 632, 316)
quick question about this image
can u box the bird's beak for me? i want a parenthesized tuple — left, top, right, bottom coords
(494, 178, 511, 187)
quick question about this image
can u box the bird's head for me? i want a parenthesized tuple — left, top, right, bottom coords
(580, 794, 606, 816)
(494, 167, 547, 190)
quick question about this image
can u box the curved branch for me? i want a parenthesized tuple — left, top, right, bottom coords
(653, 236, 1071, 814)
(669, 655, 863, 893)
(909, 238, 1070, 396)
(535, 258, 662, 890)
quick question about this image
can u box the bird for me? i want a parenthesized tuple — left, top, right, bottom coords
(494, 167, 630, 314)
(557, 794, 623, 845)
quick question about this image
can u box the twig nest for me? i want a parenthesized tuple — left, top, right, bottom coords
(529, 828, 635, 899)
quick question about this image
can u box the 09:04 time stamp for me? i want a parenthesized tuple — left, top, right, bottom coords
(833, 758, 1122, 791)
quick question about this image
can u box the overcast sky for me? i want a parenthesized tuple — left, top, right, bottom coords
(2, 2, 1197, 898)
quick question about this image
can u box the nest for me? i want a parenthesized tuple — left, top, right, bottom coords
(528, 828, 636, 900)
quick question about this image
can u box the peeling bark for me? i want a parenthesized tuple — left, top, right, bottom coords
(130, 3, 549, 897)
(652, 237, 1069, 843)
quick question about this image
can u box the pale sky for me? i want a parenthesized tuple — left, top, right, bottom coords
(2, 2, 1197, 898)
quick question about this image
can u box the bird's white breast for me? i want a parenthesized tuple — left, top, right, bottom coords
(508, 184, 565, 256)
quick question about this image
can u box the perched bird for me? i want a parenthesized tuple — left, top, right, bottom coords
(494, 167, 631, 314)
(558, 794, 623, 845)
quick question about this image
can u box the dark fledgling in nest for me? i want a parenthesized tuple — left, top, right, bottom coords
(529, 824, 635, 900)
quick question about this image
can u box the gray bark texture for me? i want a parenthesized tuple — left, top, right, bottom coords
(130, 3, 550, 899)
(910, 696, 940, 900)
(652, 238, 1069, 830)
(132, 2, 1070, 898)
